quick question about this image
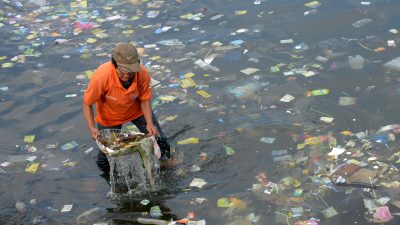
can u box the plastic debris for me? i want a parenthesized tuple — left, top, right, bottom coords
(259, 137, 276, 144)
(384, 56, 400, 72)
(190, 178, 207, 188)
(140, 199, 150, 205)
(352, 18, 373, 28)
(26, 162, 40, 173)
(61, 204, 73, 213)
(348, 55, 365, 70)
(24, 135, 35, 143)
(280, 94, 295, 103)
(1, 1, 400, 225)
(338, 97, 356, 106)
(177, 137, 199, 145)
(150, 206, 163, 218)
(306, 89, 329, 97)
(15, 201, 26, 212)
(322, 207, 338, 218)
(60, 141, 79, 150)
(373, 206, 394, 223)
(224, 145, 235, 156)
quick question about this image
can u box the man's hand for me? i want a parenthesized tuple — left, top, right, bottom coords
(147, 123, 159, 136)
(90, 127, 100, 140)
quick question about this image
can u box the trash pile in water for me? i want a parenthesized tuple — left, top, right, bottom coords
(249, 124, 400, 224)
(96, 129, 161, 195)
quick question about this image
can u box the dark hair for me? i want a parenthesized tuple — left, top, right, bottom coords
(111, 57, 118, 68)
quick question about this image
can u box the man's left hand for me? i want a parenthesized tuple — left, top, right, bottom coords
(147, 124, 159, 136)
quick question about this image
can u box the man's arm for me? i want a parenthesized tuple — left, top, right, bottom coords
(140, 100, 158, 136)
(82, 101, 100, 140)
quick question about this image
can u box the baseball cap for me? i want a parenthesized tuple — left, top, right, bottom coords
(112, 42, 140, 72)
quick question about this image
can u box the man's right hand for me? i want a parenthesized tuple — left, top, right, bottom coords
(90, 127, 100, 140)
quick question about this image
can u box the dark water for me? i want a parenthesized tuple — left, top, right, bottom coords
(1, 0, 400, 224)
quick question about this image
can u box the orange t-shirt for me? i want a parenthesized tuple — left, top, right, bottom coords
(83, 62, 152, 126)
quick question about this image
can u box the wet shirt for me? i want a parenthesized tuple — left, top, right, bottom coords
(84, 62, 152, 126)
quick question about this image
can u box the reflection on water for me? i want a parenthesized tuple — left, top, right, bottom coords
(1, 0, 400, 224)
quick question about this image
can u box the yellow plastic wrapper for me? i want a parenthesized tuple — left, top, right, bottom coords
(180, 13, 194, 19)
(128, 16, 140, 21)
(122, 30, 134, 35)
(24, 135, 35, 143)
(26, 34, 37, 40)
(341, 130, 352, 136)
(64, 161, 77, 167)
(70, 1, 87, 9)
(158, 95, 177, 102)
(2, 62, 13, 68)
(305, 1, 320, 7)
(196, 90, 211, 98)
(235, 10, 247, 15)
(177, 137, 199, 145)
(178, 78, 196, 88)
(26, 163, 40, 173)
(86, 38, 97, 44)
(149, 56, 160, 60)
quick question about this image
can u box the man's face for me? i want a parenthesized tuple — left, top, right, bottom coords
(117, 66, 135, 82)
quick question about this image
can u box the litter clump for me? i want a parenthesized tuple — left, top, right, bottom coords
(96, 129, 160, 194)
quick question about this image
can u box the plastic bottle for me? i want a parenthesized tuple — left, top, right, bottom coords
(306, 89, 330, 97)
(352, 18, 373, 28)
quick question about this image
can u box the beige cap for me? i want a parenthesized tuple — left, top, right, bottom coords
(112, 42, 140, 72)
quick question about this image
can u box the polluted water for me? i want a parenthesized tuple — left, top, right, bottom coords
(2, 0, 400, 224)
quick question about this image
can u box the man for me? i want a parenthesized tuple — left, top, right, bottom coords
(82, 42, 171, 175)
